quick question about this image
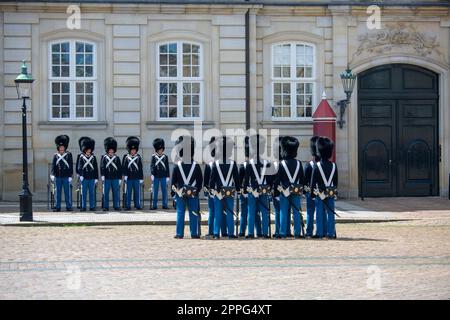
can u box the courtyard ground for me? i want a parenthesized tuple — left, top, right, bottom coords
(0, 197, 449, 299)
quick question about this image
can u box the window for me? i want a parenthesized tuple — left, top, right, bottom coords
(49, 40, 96, 120)
(271, 43, 315, 119)
(157, 41, 202, 120)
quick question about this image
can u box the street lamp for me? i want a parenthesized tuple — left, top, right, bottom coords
(14, 60, 34, 221)
(337, 66, 356, 129)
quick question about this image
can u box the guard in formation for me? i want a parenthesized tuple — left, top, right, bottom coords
(50, 135, 73, 212)
(150, 138, 170, 210)
(49, 133, 338, 239)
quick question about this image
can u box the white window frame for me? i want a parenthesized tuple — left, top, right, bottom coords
(156, 41, 204, 121)
(48, 39, 97, 121)
(271, 42, 316, 121)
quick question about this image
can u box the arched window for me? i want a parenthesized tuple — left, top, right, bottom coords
(157, 41, 203, 120)
(49, 40, 97, 120)
(271, 42, 315, 119)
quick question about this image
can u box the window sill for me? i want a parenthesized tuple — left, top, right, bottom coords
(38, 121, 108, 130)
(146, 120, 216, 130)
(259, 120, 313, 129)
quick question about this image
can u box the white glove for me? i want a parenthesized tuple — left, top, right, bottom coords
(166, 177, 170, 182)
(50, 175, 55, 182)
(283, 188, 290, 198)
(151, 175, 154, 181)
(216, 192, 223, 200)
(140, 179, 144, 184)
(319, 193, 326, 200)
(94, 179, 98, 184)
(124, 176, 128, 181)
(68, 177, 72, 183)
(275, 196, 280, 201)
(79, 176, 84, 182)
(242, 193, 248, 198)
(101, 176, 105, 181)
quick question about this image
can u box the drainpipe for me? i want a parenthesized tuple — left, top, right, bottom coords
(245, 9, 250, 131)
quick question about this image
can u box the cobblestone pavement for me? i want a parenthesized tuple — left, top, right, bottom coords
(1, 213, 449, 299)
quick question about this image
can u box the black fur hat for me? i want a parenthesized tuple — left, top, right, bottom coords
(281, 136, 299, 160)
(208, 136, 216, 158)
(55, 135, 69, 150)
(316, 136, 334, 160)
(249, 134, 266, 161)
(104, 137, 117, 153)
(78, 136, 90, 152)
(152, 138, 165, 151)
(216, 136, 234, 162)
(310, 135, 319, 158)
(126, 136, 140, 152)
(244, 136, 249, 158)
(175, 135, 195, 159)
(81, 137, 95, 153)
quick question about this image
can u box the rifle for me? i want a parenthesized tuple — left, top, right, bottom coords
(248, 189, 271, 237)
(149, 181, 153, 209)
(50, 178, 56, 210)
(101, 180, 105, 209)
(284, 193, 306, 237)
(76, 177, 81, 209)
(47, 163, 52, 210)
(94, 182, 97, 209)
(314, 192, 340, 218)
(268, 196, 272, 238)
(122, 179, 127, 209)
(140, 182, 145, 210)
(235, 192, 240, 237)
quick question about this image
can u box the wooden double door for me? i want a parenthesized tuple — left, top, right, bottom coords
(358, 64, 439, 197)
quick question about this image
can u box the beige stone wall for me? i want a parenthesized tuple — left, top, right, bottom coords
(0, 3, 449, 200)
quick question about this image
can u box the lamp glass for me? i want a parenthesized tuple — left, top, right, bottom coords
(15, 81, 32, 99)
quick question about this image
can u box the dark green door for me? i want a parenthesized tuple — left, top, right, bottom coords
(358, 64, 439, 197)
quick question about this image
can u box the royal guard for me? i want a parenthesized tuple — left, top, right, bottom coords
(303, 136, 320, 238)
(209, 136, 240, 239)
(122, 136, 144, 210)
(243, 134, 275, 239)
(272, 136, 284, 238)
(151, 138, 170, 210)
(50, 135, 73, 212)
(77, 137, 98, 211)
(203, 136, 218, 237)
(311, 137, 338, 239)
(100, 137, 122, 212)
(171, 135, 203, 239)
(276, 136, 305, 238)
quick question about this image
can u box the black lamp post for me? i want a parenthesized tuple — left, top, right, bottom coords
(337, 66, 356, 129)
(14, 60, 34, 222)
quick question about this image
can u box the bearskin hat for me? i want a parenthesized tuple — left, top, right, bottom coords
(244, 136, 249, 158)
(208, 136, 217, 158)
(126, 136, 140, 152)
(55, 135, 69, 150)
(81, 137, 95, 153)
(280, 136, 299, 160)
(78, 136, 90, 152)
(249, 134, 266, 161)
(152, 138, 165, 151)
(216, 136, 234, 162)
(175, 135, 195, 159)
(310, 135, 319, 158)
(104, 137, 117, 153)
(316, 136, 334, 160)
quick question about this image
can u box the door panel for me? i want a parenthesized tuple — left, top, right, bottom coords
(358, 64, 439, 197)
(358, 100, 395, 197)
(398, 100, 438, 196)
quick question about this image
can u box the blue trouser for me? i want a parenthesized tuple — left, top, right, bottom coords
(152, 177, 168, 208)
(315, 197, 335, 237)
(175, 196, 200, 237)
(81, 178, 95, 210)
(213, 196, 235, 237)
(103, 179, 120, 209)
(126, 179, 142, 209)
(239, 195, 248, 235)
(305, 193, 316, 236)
(207, 196, 215, 235)
(248, 194, 269, 236)
(280, 194, 302, 237)
(273, 197, 280, 236)
(55, 177, 72, 210)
